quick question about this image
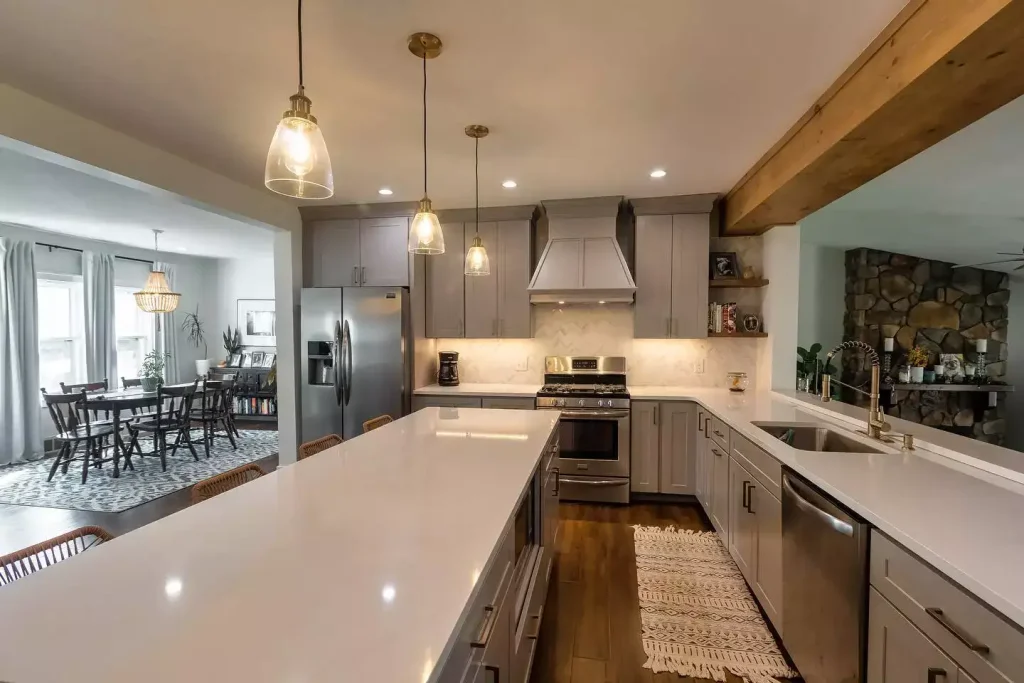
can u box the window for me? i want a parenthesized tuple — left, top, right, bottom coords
(37, 277, 86, 393)
(115, 286, 155, 379)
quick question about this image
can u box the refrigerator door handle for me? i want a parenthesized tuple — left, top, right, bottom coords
(342, 319, 353, 406)
(333, 320, 343, 406)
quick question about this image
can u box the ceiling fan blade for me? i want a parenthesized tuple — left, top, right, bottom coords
(996, 252, 1023, 256)
(1015, 263, 1024, 271)
(952, 258, 1024, 269)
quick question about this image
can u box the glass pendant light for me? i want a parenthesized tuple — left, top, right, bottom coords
(408, 32, 445, 254)
(135, 230, 181, 313)
(265, 0, 334, 200)
(464, 125, 490, 276)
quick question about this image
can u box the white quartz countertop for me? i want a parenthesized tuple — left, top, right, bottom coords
(0, 408, 560, 683)
(414, 383, 541, 397)
(635, 387, 1024, 630)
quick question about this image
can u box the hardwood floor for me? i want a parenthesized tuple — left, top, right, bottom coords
(530, 502, 795, 683)
(0, 425, 278, 556)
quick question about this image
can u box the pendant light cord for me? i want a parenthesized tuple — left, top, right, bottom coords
(475, 137, 480, 235)
(297, 0, 304, 88)
(422, 56, 428, 196)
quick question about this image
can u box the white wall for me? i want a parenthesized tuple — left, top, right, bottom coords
(210, 256, 276, 362)
(759, 224, 801, 390)
(798, 242, 846, 360)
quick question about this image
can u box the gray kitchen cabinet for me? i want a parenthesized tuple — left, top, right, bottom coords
(495, 220, 532, 338)
(465, 221, 532, 339)
(481, 397, 535, 410)
(868, 588, 959, 683)
(465, 222, 500, 337)
(412, 395, 482, 411)
(309, 218, 411, 287)
(695, 409, 707, 506)
(708, 437, 730, 533)
(630, 401, 660, 493)
(311, 219, 361, 286)
(659, 402, 697, 495)
(728, 456, 756, 582)
(359, 217, 410, 286)
(633, 213, 710, 339)
(752, 484, 783, 632)
(426, 223, 466, 338)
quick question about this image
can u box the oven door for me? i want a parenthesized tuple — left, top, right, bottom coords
(554, 409, 630, 478)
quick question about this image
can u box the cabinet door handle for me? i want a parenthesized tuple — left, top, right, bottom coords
(485, 665, 501, 683)
(470, 605, 497, 648)
(745, 482, 755, 514)
(925, 607, 990, 654)
(352, 266, 359, 285)
(361, 266, 366, 284)
(741, 481, 750, 510)
(526, 606, 544, 639)
(553, 468, 560, 496)
(711, 447, 723, 458)
(704, 417, 711, 434)
(653, 405, 658, 425)
(927, 668, 947, 683)
(698, 412, 704, 433)
(714, 430, 725, 438)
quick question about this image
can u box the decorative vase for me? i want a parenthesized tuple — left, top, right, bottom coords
(195, 358, 211, 378)
(910, 366, 925, 383)
(141, 376, 160, 392)
(923, 369, 935, 384)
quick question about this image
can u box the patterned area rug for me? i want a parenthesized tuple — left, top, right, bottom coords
(633, 526, 798, 683)
(0, 430, 278, 513)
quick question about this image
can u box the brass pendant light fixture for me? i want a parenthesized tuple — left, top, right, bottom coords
(135, 230, 181, 314)
(407, 32, 445, 254)
(464, 125, 490, 276)
(265, 0, 334, 200)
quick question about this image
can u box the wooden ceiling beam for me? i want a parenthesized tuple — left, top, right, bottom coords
(722, 0, 1024, 235)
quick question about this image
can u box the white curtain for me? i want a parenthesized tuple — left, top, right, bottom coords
(0, 239, 42, 465)
(153, 261, 180, 384)
(83, 251, 118, 386)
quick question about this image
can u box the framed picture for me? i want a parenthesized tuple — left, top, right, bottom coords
(940, 353, 965, 378)
(237, 299, 276, 347)
(251, 351, 265, 368)
(228, 353, 242, 367)
(710, 252, 740, 280)
(262, 352, 277, 368)
(241, 352, 253, 368)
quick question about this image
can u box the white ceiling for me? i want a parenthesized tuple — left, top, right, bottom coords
(0, 147, 275, 258)
(0, 0, 909, 209)
(804, 93, 1024, 272)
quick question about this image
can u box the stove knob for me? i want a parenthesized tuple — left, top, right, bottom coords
(598, 399, 607, 408)
(556, 398, 565, 407)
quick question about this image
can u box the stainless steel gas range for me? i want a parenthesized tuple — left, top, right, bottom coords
(535, 356, 630, 504)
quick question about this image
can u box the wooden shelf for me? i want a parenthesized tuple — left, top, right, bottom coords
(233, 414, 278, 422)
(708, 332, 768, 338)
(709, 278, 769, 288)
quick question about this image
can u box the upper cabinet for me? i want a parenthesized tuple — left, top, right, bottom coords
(308, 218, 411, 288)
(634, 212, 711, 339)
(428, 220, 532, 339)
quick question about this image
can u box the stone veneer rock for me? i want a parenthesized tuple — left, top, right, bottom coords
(843, 248, 1010, 445)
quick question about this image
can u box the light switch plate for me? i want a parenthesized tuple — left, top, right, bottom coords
(516, 357, 529, 372)
(692, 359, 705, 374)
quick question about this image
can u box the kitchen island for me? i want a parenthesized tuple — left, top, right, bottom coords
(0, 407, 561, 683)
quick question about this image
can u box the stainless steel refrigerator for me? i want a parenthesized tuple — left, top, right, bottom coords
(300, 287, 412, 441)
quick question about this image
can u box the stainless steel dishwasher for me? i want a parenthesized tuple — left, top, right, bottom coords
(781, 469, 869, 683)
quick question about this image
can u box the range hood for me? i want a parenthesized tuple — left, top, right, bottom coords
(528, 197, 636, 304)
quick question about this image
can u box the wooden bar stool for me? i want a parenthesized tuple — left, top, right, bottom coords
(0, 526, 113, 587)
(298, 434, 342, 461)
(191, 463, 266, 504)
(362, 415, 393, 433)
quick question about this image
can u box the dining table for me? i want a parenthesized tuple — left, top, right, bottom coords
(85, 383, 208, 478)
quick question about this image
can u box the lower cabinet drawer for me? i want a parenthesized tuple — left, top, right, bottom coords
(868, 587, 959, 683)
(710, 415, 730, 451)
(481, 397, 535, 410)
(511, 561, 546, 683)
(413, 396, 484, 411)
(730, 431, 782, 499)
(870, 531, 1024, 683)
(438, 524, 515, 683)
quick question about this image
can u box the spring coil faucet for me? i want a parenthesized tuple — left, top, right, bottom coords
(820, 341, 891, 441)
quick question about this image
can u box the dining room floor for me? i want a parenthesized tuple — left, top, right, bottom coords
(0, 426, 278, 557)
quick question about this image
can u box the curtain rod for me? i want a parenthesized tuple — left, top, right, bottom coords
(36, 242, 153, 266)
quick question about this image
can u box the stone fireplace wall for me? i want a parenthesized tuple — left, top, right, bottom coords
(843, 248, 1010, 443)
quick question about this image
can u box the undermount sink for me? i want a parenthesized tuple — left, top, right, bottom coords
(753, 422, 885, 454)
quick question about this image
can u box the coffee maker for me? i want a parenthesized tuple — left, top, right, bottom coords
(438, 351, 460, 386)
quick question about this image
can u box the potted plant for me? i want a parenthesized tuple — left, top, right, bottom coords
(140, 350, 171, 392)
(181, 305, 210, 377)
(796, 343, 821, 393)
(907, 346, 929, 383)
(222, 325, 242, 364)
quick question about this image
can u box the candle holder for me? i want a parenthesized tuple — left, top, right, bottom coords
(882, 351, 893, 385)
(977, 351, 987, 382)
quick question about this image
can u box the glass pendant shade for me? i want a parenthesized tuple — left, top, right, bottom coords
(265, 110, 334, 199)
(409, 197, 445, 254)
(134, 269, 181, 313)
(465, 234, 490, 276)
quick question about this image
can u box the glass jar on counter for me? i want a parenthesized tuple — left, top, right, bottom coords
(726, 372, 749, 393)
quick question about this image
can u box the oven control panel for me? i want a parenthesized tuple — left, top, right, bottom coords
(535, 396, 630, 410)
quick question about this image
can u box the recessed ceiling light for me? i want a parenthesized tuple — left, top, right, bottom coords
(558, 300, 565, 305)
(378, 188, 393, 196)
(502, 180, 517, 189)
(598, 300, 605, 304)
(650, 169, 667, 178)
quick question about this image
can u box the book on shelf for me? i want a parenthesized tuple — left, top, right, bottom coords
(707, 302, 738, 334)
(232, 396, 277, 417)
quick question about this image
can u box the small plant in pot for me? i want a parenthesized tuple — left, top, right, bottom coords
(181, 305, 210, 377)
(906, 346, 929, 383)
(140, 350, 171, 392)
(222, 325, 242, 364)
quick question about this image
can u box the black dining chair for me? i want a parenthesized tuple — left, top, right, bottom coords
(121, 377, 142, 389)
(58, 378, 113, 426)
(41, 390, 120, 484)
(124, 380, 200, 471)
(208, 369, 242, 438)
(120, 376, 156, 421)
(191, 379, 237, 457)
